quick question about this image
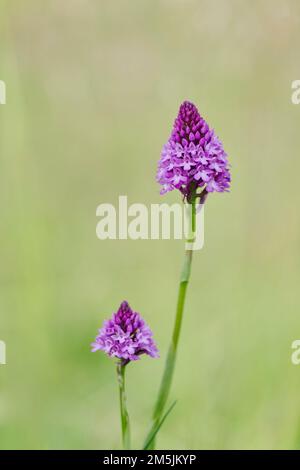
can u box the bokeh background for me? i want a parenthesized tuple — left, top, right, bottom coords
(1, 0, 300, 450)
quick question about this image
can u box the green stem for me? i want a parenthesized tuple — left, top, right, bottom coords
(143, 195, 197, 449)
(117, 363, 130, 449)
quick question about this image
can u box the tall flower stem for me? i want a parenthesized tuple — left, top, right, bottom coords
(117, 363, 130, 449)
(144, 191, 199, 449)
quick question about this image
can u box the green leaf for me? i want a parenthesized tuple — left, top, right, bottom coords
(143, 401, 177, 450)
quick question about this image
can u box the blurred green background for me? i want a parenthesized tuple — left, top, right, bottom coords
(1, 0, 300, 450)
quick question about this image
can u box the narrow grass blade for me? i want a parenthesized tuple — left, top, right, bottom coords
(143, 401, 177, 450)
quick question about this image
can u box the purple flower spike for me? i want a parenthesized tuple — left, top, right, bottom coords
(157, 101, 231, 197)
(91, 301, 159, 364)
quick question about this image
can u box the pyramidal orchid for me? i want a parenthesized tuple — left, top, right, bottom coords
(157, 100, 230, 198)
(92, 301, 158, 449)
(144, 101, 231, 448)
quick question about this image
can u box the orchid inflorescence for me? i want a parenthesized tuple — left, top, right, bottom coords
(92, 100, 231, 449)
